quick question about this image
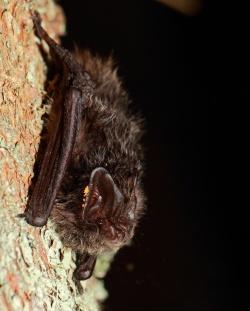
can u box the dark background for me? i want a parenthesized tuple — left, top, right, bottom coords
(59, 1, 249, 310)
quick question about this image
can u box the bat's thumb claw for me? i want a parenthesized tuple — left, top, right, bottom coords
(17, 213, 26, 218)
(30, 10, 42, 24)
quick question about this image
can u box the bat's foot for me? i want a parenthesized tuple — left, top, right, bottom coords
(73, 253, 97, 280)
(74, 267, 93, 281)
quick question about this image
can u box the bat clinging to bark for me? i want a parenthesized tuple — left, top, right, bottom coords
(23, 12, 145, 280)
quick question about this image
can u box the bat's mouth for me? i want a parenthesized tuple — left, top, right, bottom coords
(82, 167, 124, 223)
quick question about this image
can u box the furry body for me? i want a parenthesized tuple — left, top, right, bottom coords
(52, 51, 145, 255)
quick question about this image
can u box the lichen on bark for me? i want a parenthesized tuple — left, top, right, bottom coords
(0, 1, 110, 310)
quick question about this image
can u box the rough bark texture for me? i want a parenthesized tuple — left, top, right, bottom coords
(0, 1, 111, 310)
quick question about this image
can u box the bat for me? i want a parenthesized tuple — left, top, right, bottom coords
(23, 12, 145, 281)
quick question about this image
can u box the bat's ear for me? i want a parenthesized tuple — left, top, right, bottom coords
(84, 167, 124, 221)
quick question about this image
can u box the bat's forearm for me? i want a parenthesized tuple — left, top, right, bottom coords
(25, 88, 83, 226)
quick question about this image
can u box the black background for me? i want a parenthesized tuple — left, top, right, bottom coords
(59, 1, 249, 310)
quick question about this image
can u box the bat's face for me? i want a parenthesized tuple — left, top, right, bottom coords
(54, 166, 142, 280)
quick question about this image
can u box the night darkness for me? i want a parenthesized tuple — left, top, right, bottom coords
(59, 1, 249, 310)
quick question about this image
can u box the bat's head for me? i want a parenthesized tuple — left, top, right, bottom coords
(26, 162, 142, 280)
(53, 166, 144, 280)
(81, 167, 140, 250)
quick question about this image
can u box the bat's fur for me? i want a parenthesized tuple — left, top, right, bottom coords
(50, 51, 145, 255)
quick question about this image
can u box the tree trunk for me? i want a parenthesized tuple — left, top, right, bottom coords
(0, 1, 111, 310)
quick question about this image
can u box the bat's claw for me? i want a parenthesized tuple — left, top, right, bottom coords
(32, 11, 42, 24)
(17, 213, 26, 218)
(31, 10, 44, 40)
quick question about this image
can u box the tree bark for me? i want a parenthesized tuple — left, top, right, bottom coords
(0, 1, 111, 310)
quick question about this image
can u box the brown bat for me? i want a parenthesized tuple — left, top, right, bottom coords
(23, 12, 145, 280)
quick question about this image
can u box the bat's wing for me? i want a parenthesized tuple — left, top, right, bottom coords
(24, 12, 94, 226)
